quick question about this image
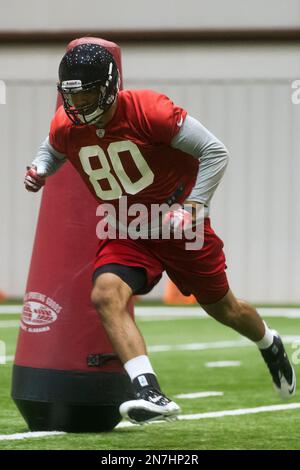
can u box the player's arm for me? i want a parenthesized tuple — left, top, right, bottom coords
(24, 136, 67, 192)
(167, 115, 229, 227)
(171, 115, 229, 213)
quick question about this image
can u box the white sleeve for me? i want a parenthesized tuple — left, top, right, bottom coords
(171, 115, 229, 206)
(31, 136, 67, 176)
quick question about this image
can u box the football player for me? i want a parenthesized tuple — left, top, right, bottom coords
(25, 43, 296, 425)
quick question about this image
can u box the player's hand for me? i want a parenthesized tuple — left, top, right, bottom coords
(24, 165, 46, 192)
(163, 207, 193, 233)
(163, 201, 204, 234)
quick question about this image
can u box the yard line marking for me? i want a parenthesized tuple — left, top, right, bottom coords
(1, 403, 299, 438)
(4, 335, 300, 364)
(148, 336, 300, 353)
(4, 355, 15, 363)
(0, 306, 22, 314)
(148, 339, 248, 352)
(205, 361, 241, 368)
(2, 305, 300, 318)
(139, 317, 200, 322)
(0, 320, 20, 328)
(135, 307, 300, 319)
(116, 403, 300, 428)
(175, 391, 224, 399)
(0, 431, 65, 441)
(178, 403, 300, 421)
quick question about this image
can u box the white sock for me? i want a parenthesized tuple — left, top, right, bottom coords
(255, 321, 274, 349)
(124, 355, 155, 382)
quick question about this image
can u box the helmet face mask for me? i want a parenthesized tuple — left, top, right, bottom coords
(57, 44, 119, 125)
(60, 82, 106, 125)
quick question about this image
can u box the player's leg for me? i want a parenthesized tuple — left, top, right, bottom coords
(200, 288, 265, 341)
(91, 266, 148, 362)
(200, 289, 296, 399)
(158, 218, 296, 399)
(91, 257, 180, 424)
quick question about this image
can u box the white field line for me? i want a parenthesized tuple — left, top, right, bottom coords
(0, 306, 22, 314)
(0, 431, 65, 441)
(4, 335, 300, 364)
(147, 335, 300, 353)
(3, 356, 15, 363)
(2, 305, 300, 319)
(178, 403, 300, 421)
(0, 320, 20, 328)
(205, 361, 241, 368)
(148, 339, 248, 352)
(1, 403, 299, 439)
(137, 307, 300, 319)
(116, 403, 300, 428)
(175, 391, 224, 399)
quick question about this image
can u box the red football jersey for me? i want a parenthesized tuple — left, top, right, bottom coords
(49, 89, 199, 211)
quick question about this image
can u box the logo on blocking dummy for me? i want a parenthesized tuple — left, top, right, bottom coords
(21, 292, 62, 333)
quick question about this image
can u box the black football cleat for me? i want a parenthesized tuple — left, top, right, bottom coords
(119, 387, 181, 425)
(260, 332, 296, 399)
